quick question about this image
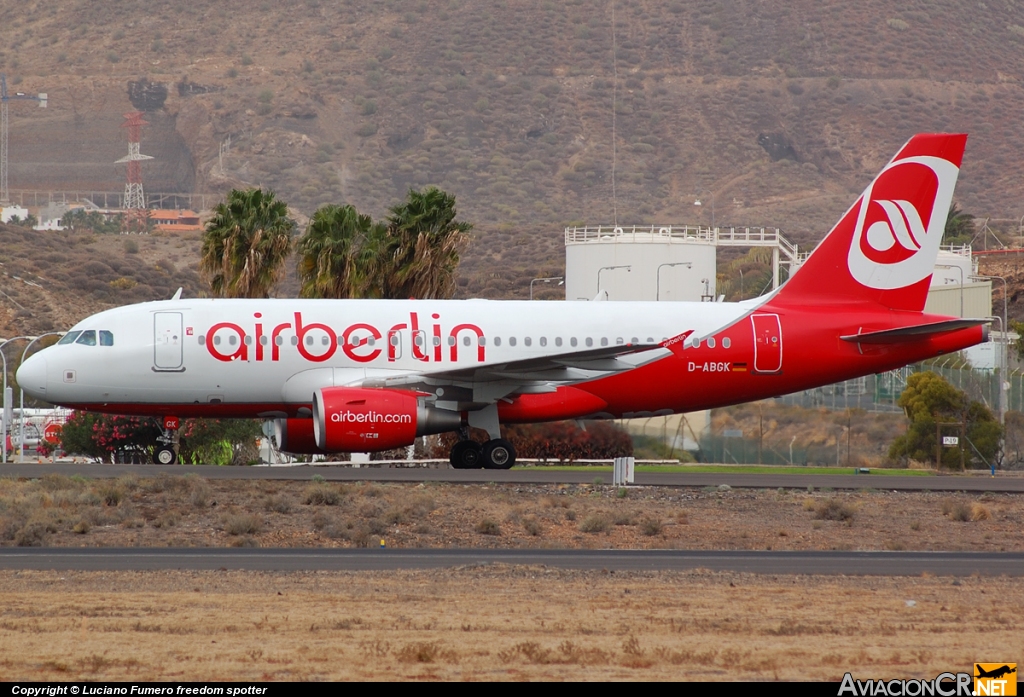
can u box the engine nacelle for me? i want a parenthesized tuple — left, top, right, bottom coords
(312, 387, 463, 452)
(272, 418, 321, 454)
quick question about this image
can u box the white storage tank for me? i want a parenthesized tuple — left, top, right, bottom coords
(564, 225, 717, 302)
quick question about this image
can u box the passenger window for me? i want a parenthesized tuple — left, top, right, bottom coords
(647, 337, 654, 343)
(600, 337, 608, 347)
(723, 337, 731, 349)
(570, 337, 578, 347)
(213, 335, 222, 346)
(433, 336, 441, 346)
(414, 334, 423, 346)
(229, 335, 238, 346)
(509, 337, 517, 347)
(494, 337, 502, 347)
(59, 331, 82, 345)
(368, 337, 376, 347)
(631, 337, 639, 344)
(524, 337, 532, 347)
(463, 336, 471, 346)
(585, 338, 593, 347)
(198, 335, 206, 345)
(244, 336, 253, 346)
(276, 336, 284, 346)
(260, 336, 269, 346)
(616, 337, 624, 345)
(540, 337, 547, 347)
(555, 337, 563, 347)
(76, 330, 97, 346)
(290, 336, 298, 346)
(447, 336, 456, 346)
(479, 336, 486, 346)
(306, 336, 314, 346)
(322, 336, 329, 346)
(707, 337, 716, 348)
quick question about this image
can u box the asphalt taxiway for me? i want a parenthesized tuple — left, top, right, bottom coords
(0, 548, 1020, 575)
(2, 462, 1022, 492)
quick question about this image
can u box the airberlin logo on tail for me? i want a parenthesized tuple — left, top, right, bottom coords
(847, 155, 960, 290)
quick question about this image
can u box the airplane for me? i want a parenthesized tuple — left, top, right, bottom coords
(16, 133, 988, 468)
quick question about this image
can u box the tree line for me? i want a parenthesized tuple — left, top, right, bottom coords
(199, 186, 471, 300)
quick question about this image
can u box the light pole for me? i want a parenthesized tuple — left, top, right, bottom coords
(597, 265, 631, 298)
(530, 276, 563, 300)
(18, 331, 62, 462)
(656, 262, 691, 301)
(694, 189, 715, 230)
(973, 274, 1009, 426)
(0, 335, 35, 464)
(935, 264, 964, 317)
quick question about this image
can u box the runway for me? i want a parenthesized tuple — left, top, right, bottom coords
(2, 462, 1023, 492)
(1, 548, 1021, 575)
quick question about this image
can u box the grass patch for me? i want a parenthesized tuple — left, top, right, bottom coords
(534, 465, 936, 476)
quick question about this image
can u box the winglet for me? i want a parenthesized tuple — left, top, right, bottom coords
(660, 330, 694, 357)
(171, 287, 183, 301)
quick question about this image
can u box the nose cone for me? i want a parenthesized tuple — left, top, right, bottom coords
(17, 354, 47, 398)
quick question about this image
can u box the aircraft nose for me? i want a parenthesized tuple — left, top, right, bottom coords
(17, 354, 47, 398)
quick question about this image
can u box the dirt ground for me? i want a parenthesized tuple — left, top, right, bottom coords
(0, 474, 1019, 552)
(0, 568, 1019, 681)
(2, 475, 1021, 682)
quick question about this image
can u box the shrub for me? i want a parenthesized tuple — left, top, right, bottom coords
(579, 514, 610, 533)
(223, 513, 262, 535)
(641, 518, 663, 536)
(475, 518, 500, 535)
(523, 517, 542, 536)
(303, 484, 341, 505)
(15, 521, 50, 547)
(814, 498, 855, 522)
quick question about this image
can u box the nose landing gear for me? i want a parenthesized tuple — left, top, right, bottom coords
(153, 415, 181, 465)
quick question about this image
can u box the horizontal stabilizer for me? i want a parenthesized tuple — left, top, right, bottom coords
(840, 319, 989, 345)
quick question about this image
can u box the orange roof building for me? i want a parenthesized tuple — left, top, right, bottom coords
(151, 209, 202, 233)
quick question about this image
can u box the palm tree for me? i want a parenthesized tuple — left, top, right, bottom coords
(296, 204, 386, 298)
(943, 203, 976, 246)
(382, 186, 472, 299)
(200, 188, 296, 298)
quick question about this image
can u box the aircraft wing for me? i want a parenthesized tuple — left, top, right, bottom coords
(355, 334, 684, 408)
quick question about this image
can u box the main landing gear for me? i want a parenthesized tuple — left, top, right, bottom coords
(449, 437, 516, 470)
(153, 415, 181, 465)
(449, 422, 517, 470)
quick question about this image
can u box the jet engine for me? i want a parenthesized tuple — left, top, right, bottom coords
(312, 387, 463, 452)
(272, 418, 320, 454)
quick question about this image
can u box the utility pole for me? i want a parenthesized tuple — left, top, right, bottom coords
(0, 74, 47, 204)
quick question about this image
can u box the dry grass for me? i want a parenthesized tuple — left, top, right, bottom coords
(0, 568, 1021, 681)
(0, 476, 1018, 552)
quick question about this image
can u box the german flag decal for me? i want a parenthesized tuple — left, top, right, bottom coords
(732, 363, 748, 372)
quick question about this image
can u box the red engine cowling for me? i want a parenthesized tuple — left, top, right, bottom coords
(313, 387, 463, 452)
(273, 418, 320, 454)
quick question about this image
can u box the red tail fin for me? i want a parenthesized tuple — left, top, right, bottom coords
(773, 134, 967, 312)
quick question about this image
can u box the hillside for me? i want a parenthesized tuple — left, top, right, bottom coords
(2, 0, 1024, 319)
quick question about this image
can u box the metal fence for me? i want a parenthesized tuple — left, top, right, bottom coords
(774, 358, 1018, 414)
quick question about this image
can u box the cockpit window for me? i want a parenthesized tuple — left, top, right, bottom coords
(58, 331, 82, 345)
(75, 330, 97, 346)
(99, 330, 114, 346)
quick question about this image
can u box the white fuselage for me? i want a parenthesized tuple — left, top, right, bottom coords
(21, 297, 752, 412)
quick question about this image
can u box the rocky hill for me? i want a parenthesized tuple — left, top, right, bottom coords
(2, 0, 1024, 320)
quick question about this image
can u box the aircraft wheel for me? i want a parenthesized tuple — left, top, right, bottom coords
(154, 446, 177, 465)
(482, 439, 516, 470)
(450, 440, 483, 469)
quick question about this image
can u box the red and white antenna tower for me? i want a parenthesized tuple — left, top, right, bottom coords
(115, 111, 153, 233)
